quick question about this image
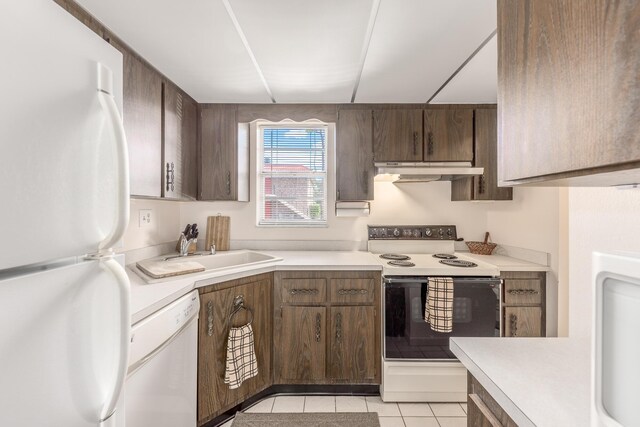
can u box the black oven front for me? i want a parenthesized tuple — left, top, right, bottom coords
(384, 276, 502, 360)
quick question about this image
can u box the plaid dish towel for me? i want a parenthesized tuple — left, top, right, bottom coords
(224, 323, 258, 389)
(425, 277, 454, 333)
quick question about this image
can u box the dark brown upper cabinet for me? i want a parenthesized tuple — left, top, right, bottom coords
(336, 109, 374, 201)
(451, 109, 512, 201)
(122, 51, 162, 197)
(372, 109, 423, 162)
(199, 105, 248, 201)
(498, 0, 640, 186)
(162, 83, 197, 200)
(424, 109, 473, 162)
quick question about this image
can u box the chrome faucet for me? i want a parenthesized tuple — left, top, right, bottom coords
(178, 233, 196, 257)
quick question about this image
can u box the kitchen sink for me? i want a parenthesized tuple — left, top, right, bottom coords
(132, 250, 282, 283)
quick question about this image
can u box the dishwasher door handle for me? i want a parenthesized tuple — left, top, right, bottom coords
(127, 315, 198, 376)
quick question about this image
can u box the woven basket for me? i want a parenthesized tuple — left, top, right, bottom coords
(466, 232, 497, 255)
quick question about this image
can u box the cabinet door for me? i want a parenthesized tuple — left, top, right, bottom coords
(123, 52, 162, 197)
(373, 109, 422, 162)
(277, 306, 326, 382)
(328, 306, 377, 381)
(336, 109, 374, 201)
(162, 83, 182, 199)
(473, 109, 512, 200)
(503, 307, 542, 337)
(197, 278, 272, 425)
(424, 109, 473, 162)
(200, 105, 238, 200)
(498, 0, 640, 185)
(181, 95, 198, 199)
(452, 109, 512, 201)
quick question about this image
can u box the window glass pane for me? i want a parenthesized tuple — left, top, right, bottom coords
(258, 125, 327, 226)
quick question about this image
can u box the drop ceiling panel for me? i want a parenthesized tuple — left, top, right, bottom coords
(230, 0, 374, 103)
(355, 0, 496, 103)
(74, 0, 272, 103)
(431, 35, 497, 104)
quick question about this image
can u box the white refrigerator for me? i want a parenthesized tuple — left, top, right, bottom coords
(0, 0, 131, 426)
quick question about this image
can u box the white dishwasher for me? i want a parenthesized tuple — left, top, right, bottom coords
(124, 290, 200, 427)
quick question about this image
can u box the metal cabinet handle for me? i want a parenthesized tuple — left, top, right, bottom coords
(412, 131, 418, 155)
(508, 289, 539, 295)
(510, 314, 518, 337)
(337, 289, 368, 295)
(170, 162, 175, 191)
(289, 288, 319, 295)
(427, 132, 434, 155)
(315, 313, 321, 342)
(335, 312, 342, 343)
(478, 175, 485, 194)
(226, 171, 231, 195)
(207, 300, 214, 337)
(165, 162, 175, 192)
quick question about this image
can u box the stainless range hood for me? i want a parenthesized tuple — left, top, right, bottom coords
(374, 162, 483, 183)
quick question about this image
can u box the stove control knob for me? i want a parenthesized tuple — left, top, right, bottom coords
(393, 228, 400, 237)
(424, 228, 432, 237)
(438, 228, 444, 236)
(446, 229, 453, 236)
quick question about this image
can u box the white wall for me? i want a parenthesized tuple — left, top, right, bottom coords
(486, 187, 563, 336)
(120, 198, 181, 252)
(567, 187, 640, 339)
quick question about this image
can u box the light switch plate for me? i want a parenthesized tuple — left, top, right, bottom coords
(139, 209, 152, 228)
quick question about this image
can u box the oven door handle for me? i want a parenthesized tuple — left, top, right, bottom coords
(384, 277, 502, 285)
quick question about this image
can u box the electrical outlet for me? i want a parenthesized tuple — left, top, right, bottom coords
(139, 209, 152, 228)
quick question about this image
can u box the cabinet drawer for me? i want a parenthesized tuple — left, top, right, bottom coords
(329, 279, 375, 304)
(281, 278, 326, 304)
(503, 279, 542, 305)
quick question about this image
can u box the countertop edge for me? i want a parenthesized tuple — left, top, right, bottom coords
(450, 339, 536, 427)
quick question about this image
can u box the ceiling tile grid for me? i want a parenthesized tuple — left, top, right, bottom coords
(74, 0, 497, 104)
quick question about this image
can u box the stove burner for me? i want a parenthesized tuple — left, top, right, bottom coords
(439, 259, 477, 268)
(432, 253, 458, 260)
(388, 260, 416, 267)
(380, 253, 411, 261)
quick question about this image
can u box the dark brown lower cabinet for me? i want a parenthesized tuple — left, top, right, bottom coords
(501, 271, 546, 338)
(197, 274, 272, 426)
(279, 306, 326, 382)
(468, 373, 517, 427)
(328, 306, 377, 381)
(273, 271, 381, 385)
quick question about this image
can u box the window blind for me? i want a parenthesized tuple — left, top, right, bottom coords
(258, 125, 327, 226)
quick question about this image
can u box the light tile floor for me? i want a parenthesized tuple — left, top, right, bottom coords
(219, 395, 467, 427)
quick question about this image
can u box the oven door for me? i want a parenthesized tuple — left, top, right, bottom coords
(384, 276, 501, 361)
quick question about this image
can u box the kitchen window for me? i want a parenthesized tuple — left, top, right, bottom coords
(257, 124, 328, 227)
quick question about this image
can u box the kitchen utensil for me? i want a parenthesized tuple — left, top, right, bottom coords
(205, 215, 230, 252)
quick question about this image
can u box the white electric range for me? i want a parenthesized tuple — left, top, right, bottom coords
(368, 225, 502, 402)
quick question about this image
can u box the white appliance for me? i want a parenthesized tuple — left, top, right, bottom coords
(592, 252, 640, 427)
(124, 290, 199, 427)
(0, 0, 130, 426)
(368, 225, 501, 402)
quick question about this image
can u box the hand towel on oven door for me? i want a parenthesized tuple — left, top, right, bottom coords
(424, 277, 454, 333)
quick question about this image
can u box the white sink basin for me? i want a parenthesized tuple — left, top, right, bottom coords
(132, 250, 281, 283)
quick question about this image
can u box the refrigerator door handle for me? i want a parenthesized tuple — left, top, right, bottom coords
(97, 63, 130, 251)
(98, 257, 131, 424)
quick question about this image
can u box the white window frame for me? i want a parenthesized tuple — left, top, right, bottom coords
(256, 122, 329, 228)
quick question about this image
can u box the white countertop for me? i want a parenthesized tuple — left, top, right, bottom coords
(450, 337, 591, 427)
(464, 253, 550, 272)
(127, 249, 547, 324)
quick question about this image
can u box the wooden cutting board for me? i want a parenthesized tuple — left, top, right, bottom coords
(205, 215, 230, 251)
(136, 259, 205, 279)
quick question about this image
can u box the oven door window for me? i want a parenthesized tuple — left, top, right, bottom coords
(384, 280, 499, 360)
